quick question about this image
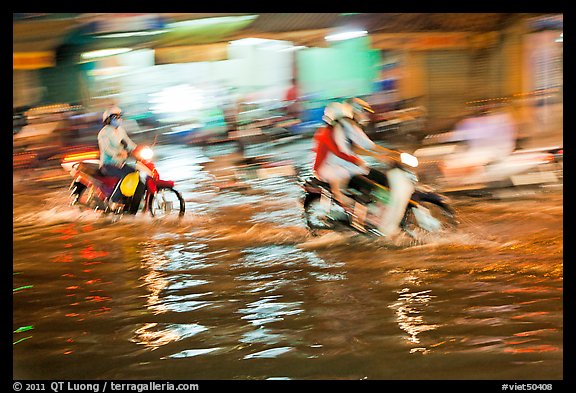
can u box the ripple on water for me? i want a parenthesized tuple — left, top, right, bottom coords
(238, 296, 304, 327)
(132, 322, 209, 349)
(243, 346, 294, 359)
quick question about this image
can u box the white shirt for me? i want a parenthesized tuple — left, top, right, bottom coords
(97, 124, 137, 167)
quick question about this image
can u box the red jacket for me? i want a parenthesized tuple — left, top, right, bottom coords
(313, 125, 361, 172)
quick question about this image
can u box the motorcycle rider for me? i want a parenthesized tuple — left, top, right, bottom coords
(313, 100, 369, 212)
(312, 97, 414, 236)
(439, 100, 518, 186)
(97, 105, 139, 209)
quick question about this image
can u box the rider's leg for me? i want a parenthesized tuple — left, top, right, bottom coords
(318, 165, 355, 211)
(329, 177, 355, 212)
(102, 164, 137, 204)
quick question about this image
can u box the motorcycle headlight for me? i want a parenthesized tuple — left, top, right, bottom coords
(400, 152, 419, 168)
(137, 146, 154, 161)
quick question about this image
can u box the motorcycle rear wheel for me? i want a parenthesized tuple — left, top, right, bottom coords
(303, 193, 358, 236)
(303, 193, 338, 234)
(147, 187, 186, 218)
(70, 182, 108, 212)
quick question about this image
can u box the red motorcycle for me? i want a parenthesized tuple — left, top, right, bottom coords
(61, 145, 185, 217)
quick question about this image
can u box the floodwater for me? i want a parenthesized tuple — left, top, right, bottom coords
(13, 140, 563, 381)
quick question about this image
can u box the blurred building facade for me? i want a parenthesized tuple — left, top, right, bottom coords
(13, 13, 562, 139)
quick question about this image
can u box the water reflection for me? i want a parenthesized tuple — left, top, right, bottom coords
(12, 144, 563, 379)
(243, 346, 294, 359)
(240, 327, 282, 345)
(388, 269, 441, 353)
(139, 239, 214, 313)
(13, 325, 34, 345)
(239, 296, 304, 327)
(167, 347, 221, 359)
(132, 322, 208, 349)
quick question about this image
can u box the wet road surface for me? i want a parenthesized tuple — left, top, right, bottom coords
(13, 140, 563, 380)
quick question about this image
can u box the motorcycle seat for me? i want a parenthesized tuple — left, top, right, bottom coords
(77, 161, 105, 177)
(307, 177, 330, 189)
(75, 162, 119, 197)
(352, 193, 373, 205)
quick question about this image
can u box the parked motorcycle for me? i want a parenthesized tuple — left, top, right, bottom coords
(301, 152, 458, 240)
(60, 145, 185, 217)
(413, 132, 563, 194)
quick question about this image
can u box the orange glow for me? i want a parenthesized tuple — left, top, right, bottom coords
(52, 254, 73, 263)
(504, 345, 559, 353)
(80, 246, 109, 260)
(505, 339, 535, 345)
(511, 311, 550, 320)
(86, 295, 111, 302)
(514, 328, 558, 337)
(503, 287, 552, 294)
(90, 306, 111, 315)
(52, 225, 78, 240)
(62, 151, 99, 163)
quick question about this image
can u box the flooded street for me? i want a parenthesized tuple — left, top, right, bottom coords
(13, 140, 563, 381)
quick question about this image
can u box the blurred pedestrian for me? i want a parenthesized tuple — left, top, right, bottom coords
(284, 78, 301, 118)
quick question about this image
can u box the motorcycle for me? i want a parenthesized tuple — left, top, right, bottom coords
(60, 145, 185, 217)
(301, 151, 458, 240)
(413, 132, 563, 195)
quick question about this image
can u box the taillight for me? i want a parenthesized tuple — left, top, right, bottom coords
(542, 153, 555, 163)
(62, 151, 99, 163)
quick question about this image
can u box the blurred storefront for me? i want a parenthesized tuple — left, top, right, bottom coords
(522, 14, 563, 142)
(13, 17, 76, 109)
(369, 31, 519, 131)
(367, 14, 562, 135)
(14, 13, 562, 140)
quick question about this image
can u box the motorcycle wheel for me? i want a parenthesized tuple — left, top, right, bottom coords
(70, 182, 108, 212)
(147, 187, 185, 218)
(401, 201, 458, 242)
(303, 193, 339, 235)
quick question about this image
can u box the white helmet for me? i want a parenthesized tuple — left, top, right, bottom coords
(322, 102, 353, 126)
(102, 105, 122, 123)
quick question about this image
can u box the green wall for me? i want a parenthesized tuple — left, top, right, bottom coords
(296, 36, 381, 101)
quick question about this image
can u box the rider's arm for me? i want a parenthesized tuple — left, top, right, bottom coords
(341, 120, 397, 164)
(117, 126, 137, 152)
(320, 129, 363, 166)
(351, 145, 397, 168)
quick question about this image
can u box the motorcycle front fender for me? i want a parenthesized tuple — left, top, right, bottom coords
(411, 205, 442, 232)
(146, 177, 157, 194)
(376, 168, 416, 236)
